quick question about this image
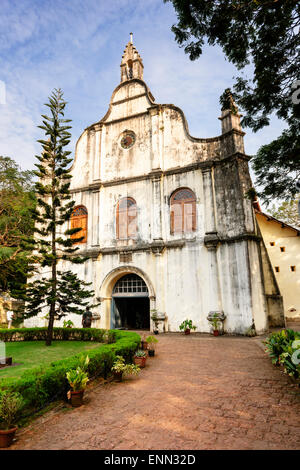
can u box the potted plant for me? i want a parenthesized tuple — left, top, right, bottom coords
(0, 391, 24, 448)
(140, 333, 148, 351)
(66, 356, 90, 407)
(111, 356, 140, 382)
(146, 335, 158, 356)
(208, 312, 221, 336)
(63, 319, 74, 328)
(133, 349, 147, 368)
(179, 319, 197, 335)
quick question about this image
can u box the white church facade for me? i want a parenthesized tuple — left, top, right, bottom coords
(27, 39, 285, 335)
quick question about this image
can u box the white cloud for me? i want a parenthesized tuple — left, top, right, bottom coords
(0, 0, 287, 178)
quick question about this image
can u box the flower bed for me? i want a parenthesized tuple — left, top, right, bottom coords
(264, 329, 300, 379)
(0, 329, 140, 422)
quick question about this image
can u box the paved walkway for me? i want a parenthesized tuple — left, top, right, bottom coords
(9, 333, 300, 450)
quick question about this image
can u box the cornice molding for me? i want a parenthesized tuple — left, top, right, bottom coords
(69, 152, 250, 194)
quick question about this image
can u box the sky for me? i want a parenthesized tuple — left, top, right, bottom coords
(0, 0, 286, 181)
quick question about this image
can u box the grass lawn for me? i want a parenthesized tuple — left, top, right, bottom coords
(0, 341, 102, 379)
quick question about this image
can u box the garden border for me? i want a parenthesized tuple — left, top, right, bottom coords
(0, 327, 115, 343)
(0, 328, 141, 423)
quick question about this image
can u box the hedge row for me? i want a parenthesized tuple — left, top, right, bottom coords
(0, 329, 141, 422)
(0, 327, 116, 343)
(264, 329, 300, 379)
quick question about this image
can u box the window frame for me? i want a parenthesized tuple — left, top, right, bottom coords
(70, 205, 88, 244)
(170, 188, 196, 235)
(116, 197, 137, 240)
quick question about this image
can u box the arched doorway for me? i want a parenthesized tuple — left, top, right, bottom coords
(111, 274, 150, 329)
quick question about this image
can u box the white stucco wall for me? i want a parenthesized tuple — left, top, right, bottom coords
(26, 52, 276, 334)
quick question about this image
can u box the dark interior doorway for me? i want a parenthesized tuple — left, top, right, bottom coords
(111, 274, 150, 329)
(114, 297, 150, 329)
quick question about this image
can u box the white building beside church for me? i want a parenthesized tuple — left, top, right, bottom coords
(27, 39, 285, 334)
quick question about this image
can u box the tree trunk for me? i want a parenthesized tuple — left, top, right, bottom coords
(46, 246, 57, 346)
(46, 142, 57, 347)
(46, 303, 55, 346)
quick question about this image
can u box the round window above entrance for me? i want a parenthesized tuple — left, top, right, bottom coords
(120, 131, 136, 149)
(113, 274, 148, 296)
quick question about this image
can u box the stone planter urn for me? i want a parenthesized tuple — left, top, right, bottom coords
(207, 311, 226, 335)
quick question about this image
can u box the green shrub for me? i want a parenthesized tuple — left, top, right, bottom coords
(0, 330, 140, 422)
(0, 391, 24, 430)
(66, 368, 89, 392)
(264, 329, 300, 379)
(0, 327, 116, 344)
(111, 356, 140, 377)
(179, 319, 197, 332)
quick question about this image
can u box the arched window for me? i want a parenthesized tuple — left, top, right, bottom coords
(70, 205, 88, 244)
(127, 59, 133, 79)
(170, 188, 196, 234)
(117, 197, 137, 239)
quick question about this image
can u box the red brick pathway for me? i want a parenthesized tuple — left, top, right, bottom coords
(9, 334, 300, 450)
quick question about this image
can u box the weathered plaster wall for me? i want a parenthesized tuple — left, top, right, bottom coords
(26, 62, 281, 334)
(256, 212, 300, 320)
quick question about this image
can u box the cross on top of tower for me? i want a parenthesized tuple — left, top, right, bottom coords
(120, 35, 144, 83)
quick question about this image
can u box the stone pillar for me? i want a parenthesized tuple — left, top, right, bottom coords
(151, 172, 163, 241)
(218, 101, 245, 154)
(204, 235, 222, 313)
(92, 124, 102, 182)
(149, 106, 161, 170)
(202, 167, 216, 234)
(151, 245, 165, 332)
(91, 190, 100, 246)
(202, 167, 223, 318)
(219, 109, 242, 134)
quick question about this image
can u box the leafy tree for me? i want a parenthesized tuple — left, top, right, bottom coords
(269, 198, 300, 228)
(0, 156, 36, 292)
(164, 0, 300, 202)
(251, 119, 300, 203)
(22, 89, 96, 346)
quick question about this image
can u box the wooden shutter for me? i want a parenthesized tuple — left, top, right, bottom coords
(173, 203, 183, 234)
(71, 206, 88, 244)
(128, 205, 137, 238)
(171, 189, 196, 235)
(117, 198, 137, 239)
(184, 202, 193, 233)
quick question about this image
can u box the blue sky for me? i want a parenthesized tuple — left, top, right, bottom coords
(0, 0, 285, 179)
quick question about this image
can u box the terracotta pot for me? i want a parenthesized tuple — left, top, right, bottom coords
(148, 349, 155, 357)
(113, 371, 123, 382)
(0, 427, 17, 448)
(134, 356, 147, 368)
(70, 390, 84, 407)
(184, 329, 191, 335)
(213, 330, 219, 337)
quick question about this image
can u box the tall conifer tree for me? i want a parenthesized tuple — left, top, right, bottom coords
(24, 89, 95, 346)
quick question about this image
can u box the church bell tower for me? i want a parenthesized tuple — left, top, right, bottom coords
(120, 33, 144, 82)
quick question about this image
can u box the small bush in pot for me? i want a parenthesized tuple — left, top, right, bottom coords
(140, 333, 148, 351)
(63, 320, 74, 328)
(66, 356, 90, 407)
(111, 355, 140, 382)
(209, 313, 221, 336)
(179, 319, 197, 335)
(133, 349, 147, 368)
(146, 335, 158, 356)
(0, 391, 24, 448)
